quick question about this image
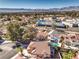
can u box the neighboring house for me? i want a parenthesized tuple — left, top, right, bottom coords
(62, 19, 79, 28)
(36, 19, 52, 27)
(11, 41, 51, 59)
(54, 22, 67, 28)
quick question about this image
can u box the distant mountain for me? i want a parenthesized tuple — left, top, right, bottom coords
(60, 6, 79, 11)
(0, 6, 79, 13)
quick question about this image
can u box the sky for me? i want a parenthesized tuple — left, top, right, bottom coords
(0, 0, 79, 9)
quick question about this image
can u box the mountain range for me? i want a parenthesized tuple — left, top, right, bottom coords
(0, 6, 79, 13)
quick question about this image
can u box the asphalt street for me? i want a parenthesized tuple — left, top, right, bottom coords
(0, 49, 17, 59)
(0, 42, 17, 59)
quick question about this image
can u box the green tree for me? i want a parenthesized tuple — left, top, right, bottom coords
(6, 22, 24, 41)
(22, 25, 37, 41)
(6, 21, 37, 42)
(22, 32, 31, 41)
(62, 50, 74, 59)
